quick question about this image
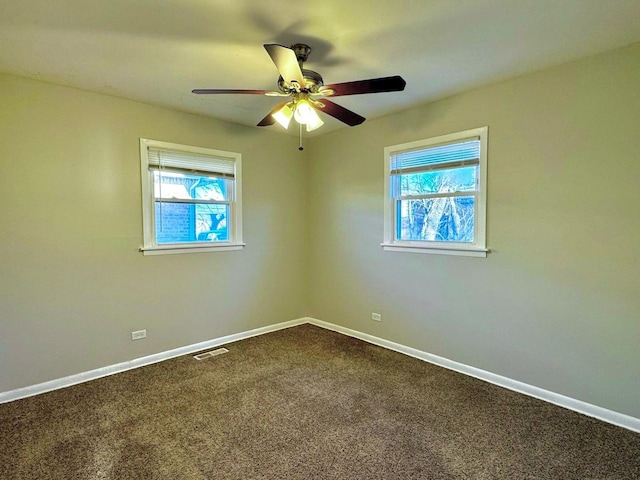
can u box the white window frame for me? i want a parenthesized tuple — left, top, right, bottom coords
(382, 127, 488, 257)
(139, 138, 244, 255)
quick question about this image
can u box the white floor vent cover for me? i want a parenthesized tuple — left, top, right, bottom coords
(193, 348, 229, 360)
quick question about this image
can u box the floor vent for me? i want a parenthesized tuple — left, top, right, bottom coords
(193, 348, 229, 360)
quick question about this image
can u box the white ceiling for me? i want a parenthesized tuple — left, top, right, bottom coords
(2, 0, 640, 136)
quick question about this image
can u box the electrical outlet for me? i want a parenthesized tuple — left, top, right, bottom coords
(371, 312, 382, 322)
(131, 329, 147, 341)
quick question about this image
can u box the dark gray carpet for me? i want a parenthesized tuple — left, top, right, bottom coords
(1, 324, 639, 479)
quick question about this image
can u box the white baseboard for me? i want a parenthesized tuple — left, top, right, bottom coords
(307, 317, 640, 433)
(0, 317, 307, 404)
(3, 316, 638, 434)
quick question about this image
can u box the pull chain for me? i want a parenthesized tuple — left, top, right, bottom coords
(298, 122, 304, 151)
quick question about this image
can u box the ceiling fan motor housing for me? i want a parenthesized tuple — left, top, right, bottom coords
(291, 43, 311, 63)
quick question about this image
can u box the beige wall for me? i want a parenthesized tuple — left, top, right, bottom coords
(0, 74, 309, 391)
(2, 42, 639, 420)
(307, 42, 640, 418)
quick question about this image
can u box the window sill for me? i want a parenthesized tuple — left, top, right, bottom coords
(140, 243, 246, 256)
(381, 243, 488, 258)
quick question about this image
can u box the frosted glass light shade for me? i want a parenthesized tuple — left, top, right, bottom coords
(293, 100, 315, 124)
(272, 104, 293, 129)
(305, 114, 324, 132)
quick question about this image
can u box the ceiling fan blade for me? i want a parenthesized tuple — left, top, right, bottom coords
(317, 99, 365, 126)
(257, 102, 289, 127)
(192, 89, 273, 95)
(264, 44, 305, 87)
(320, 75, 406, 97)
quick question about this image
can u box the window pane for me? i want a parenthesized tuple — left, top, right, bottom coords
(398, 166, 477, 196)
(155, 202, 229, 244)
(397, 196, 475, 242)
(195, 204, 229, 241)
(153, 171, 228, 201)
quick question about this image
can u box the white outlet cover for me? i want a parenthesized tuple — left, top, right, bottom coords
(131, 330, 147, 340)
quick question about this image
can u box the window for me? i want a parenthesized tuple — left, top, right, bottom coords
(139, 139, 244, 255)
(383, 127, 488, 257)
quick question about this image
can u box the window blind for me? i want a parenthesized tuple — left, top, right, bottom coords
(390, 138, 480, 175)
(147, 148, 235, 178)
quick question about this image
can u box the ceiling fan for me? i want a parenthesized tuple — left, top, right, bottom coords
(192, 43, 406, 134)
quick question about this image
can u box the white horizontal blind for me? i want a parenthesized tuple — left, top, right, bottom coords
(390, 138, 480, 175)
(147, 148, 235, 178)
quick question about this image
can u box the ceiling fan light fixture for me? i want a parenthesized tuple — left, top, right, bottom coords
(305, 114, 324, 132)
(272, 103, 294, 129)
(293, 99, 319, 125)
